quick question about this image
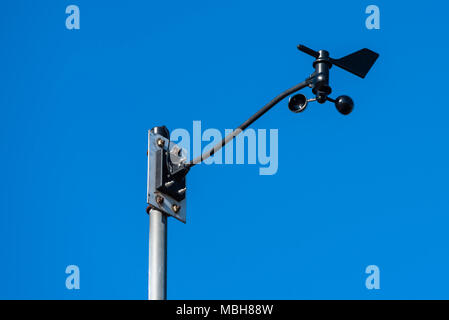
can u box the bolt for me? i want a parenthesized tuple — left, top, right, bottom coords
(156, 195, 164, 205)
(165, 180, 175, 188)
(172, 204, 180, 213)
(157, 138, 165, 148)
(178, 187, 186, 194)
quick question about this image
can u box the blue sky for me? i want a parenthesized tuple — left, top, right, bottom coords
(1, 0, 448, 299)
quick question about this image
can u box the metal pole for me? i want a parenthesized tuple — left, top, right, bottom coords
(148, 208, 167, 300)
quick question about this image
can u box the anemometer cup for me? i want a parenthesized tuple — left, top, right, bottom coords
(288, 94, 308, 113)
(334, 95, 354, 115)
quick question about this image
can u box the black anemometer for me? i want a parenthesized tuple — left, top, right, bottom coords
(151, 44, 380, 183)
(288, 44, 379, 115)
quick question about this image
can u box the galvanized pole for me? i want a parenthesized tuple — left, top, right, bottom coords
(148, 208, 167, 300)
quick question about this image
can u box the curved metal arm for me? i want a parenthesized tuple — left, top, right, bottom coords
(187, 78, 312, 168)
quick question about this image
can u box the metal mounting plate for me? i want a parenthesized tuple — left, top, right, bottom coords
(147, 130, 186, 223)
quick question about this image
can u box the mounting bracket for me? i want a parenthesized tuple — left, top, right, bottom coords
(147, 127, 187, 223)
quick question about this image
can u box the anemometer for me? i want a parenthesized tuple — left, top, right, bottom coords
(288, 45, 379, 115)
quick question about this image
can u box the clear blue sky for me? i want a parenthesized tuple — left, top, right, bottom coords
(1, 0, 448, 299)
